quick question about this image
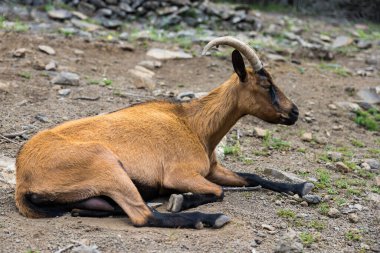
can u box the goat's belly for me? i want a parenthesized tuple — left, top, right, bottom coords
(132, 179, 161, 201)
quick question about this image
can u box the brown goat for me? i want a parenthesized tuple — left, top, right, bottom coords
(15, 37, 313, 229)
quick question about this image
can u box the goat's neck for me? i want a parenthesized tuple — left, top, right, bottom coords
(183, 77, 243, 154)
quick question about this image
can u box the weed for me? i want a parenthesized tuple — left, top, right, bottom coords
(297, 148, 306, 153)
(59, 28, 75, 37)
(13, 20, 29, 32)
(308, 220, 326, 231)
(292, 218, 306, 227)
(277, 208, 296, 219)
(345, 230, 362, 241)
(319, 63, 351, 77)
(335, 197, 347, 207)
(223, 143, 241, 156)
(252, 149, 270, 156)
(0, 16, 5, 29)
(44, 4, 54, 12)
(88, 80, 100, 85)
(371, 186, 380, 194)
(335, 179, 348, 189)
(327, 187, 338, 195)
(368, 148, 380, 155)
(318, 203, 329, 215)
(351, 139, 365, 148)
(263, 132, 291, 151)
(102, 78, 112, 86)
(315, 168, 331, 189)
(346, 187, 363, 196)
(300, 232, 314, 246)
(354, 109, 379, 131)
(242, 157, 254, 165)
(18, 72, 31, 79)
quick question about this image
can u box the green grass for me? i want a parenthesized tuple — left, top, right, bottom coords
(335, 197, 347, 207)
(335, 179, 349, 189)
(308, 220, 326, 231)
(318, 203, 329, 215)
(87, 80, 100, 85)
(351, 139, 365, 148)
(0, 16, 5, 29)
(315, 168, 331, 189)
(277, 208, 296, 219)
(319, 63, 351, 77)
(252, 149, 270, 156)
(0, 17, 28, 32)
(345, 230, 362, 241)
(59, 28, 75, 37)
(346, 187, 363, 196)
(300, 232, 314, 246)
(263, 132, 291, 151)
(371, 186, 380, 194)
(354, 109, 380, 131)
(223, 143, 241, 156)
(102, 78, 113, 86)
(18, 72, 31, 79)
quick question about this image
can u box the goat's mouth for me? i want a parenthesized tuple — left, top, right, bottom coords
(279, 105, 299, 125)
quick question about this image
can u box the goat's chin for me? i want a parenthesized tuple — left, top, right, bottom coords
(279, 115, 298, 125)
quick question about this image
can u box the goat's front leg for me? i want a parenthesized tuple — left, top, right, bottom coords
(164, 171, 225, 213)
(207, 163, 314, 197)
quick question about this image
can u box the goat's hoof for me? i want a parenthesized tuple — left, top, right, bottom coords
(301, 182, 314, 197)
(167, 194, 183, 213)
(213, 215, 231, 228)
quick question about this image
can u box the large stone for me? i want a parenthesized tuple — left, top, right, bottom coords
(51, 72, 80, 86)
(0, 155, 16, 186)
(253, 127, 268, 138)
(301, 132, 312, 142)
(328, 208, 341, 218)
(302, 194, 322, 204)
(274, 229, 303, 253)
(357, 87, 380, 104)
(48, 9, 72, 20)
(13, 48, 27, 58)
(0, 82, 11, 93)
(335, 101, 360, 112)
(146, 48, 192, 60)
(332, 36, 353, 48)
(71, 19, 101, 32)
(363, 159, 380, 170)
(138, 60, 162, 70)
(127, 68, 156, 90)
(263, 168, 306, 183)
(38, 45, 56, 55)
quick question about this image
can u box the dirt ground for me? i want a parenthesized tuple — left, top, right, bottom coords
(0, 20, 379, 253)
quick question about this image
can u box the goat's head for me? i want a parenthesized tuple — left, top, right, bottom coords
(202, 37, 299, 125)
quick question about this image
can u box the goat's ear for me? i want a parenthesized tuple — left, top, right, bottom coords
(232, 50, 247, 82)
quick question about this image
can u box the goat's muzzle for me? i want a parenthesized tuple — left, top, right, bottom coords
(280, 104, 299, 125)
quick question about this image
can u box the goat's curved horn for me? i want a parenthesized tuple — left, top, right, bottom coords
(202, 36, 263, 72)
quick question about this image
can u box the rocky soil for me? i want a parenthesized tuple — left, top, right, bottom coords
(0, 1, 380, 253)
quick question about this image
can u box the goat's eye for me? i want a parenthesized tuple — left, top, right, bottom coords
(258, 76, 271, 89)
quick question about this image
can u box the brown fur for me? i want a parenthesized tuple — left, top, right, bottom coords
(15, 68, 296, 226)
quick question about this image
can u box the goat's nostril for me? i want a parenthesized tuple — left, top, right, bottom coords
(291, 106, 299, 117)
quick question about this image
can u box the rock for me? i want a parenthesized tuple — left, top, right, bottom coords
(363, 159, 380, 170)
(48, 9, 72, 20)
(274, 229, 303, 253)
(356, 40, 372, 49)
(320, 34, 332, 42)
(118, 42, 135, 51)
(332, 36, 353, 48)
(365, 55, 379, 66)
(72, 244, 100, 253)
(376, 176, 380, 187)
(263, 168, 307, 184)
(119, 32, 129, 41)
(328, 104, 337, 110)
(13, 48, 27, 58)
(262, 224, 275, 231)
(253, 127, 268, 138)
(327, 151, 343, 162)
(328, 207, 341, 218)
(146, 48, 192, 60)
(0, 154, 16, 186)
(32, 58, 46, 70)
(301, 132, 312, 142)
(101, 19, 122, 29)
(72, 11, 88, 20)
(0, 82, 11, 93)
(127, 68, 156, 90)
(138, 60, 162, 70)
(58, 89, 71, 96)
(357, 87, 380, 104)
(335, 102, 360, 112)
(266, 53, 286, 62)
(348, 213, 359, 223)
(177, 91, 195, 102)
(335, 162, 350, 173)
(302, 194, 322, 204)
(71, 19, 101, 32)
(51, 72, 80, 86)
(35, 114, 49, 123)
(300, 201, 308, 207)
(38, 45, 56, 55)
(368, 192, 380, 203)
(74, 49, 84, 55)
(275, 200, 282, 206)
(215, 136, 227, 161)
(360, 162, 371, 170)
(45, 60, 57, 71)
